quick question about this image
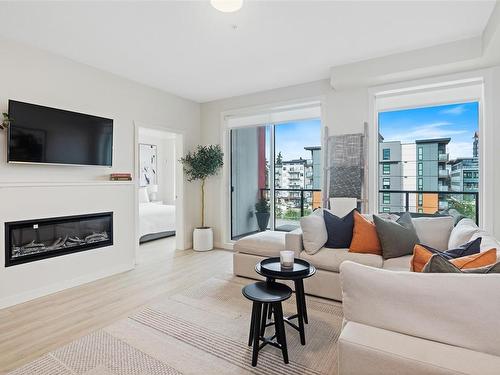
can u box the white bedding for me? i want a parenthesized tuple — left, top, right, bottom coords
(139, 203, 176, 238)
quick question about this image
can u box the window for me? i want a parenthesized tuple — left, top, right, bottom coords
(379, 101, 479, 221)
(383, 163, 390, 175)
(382, 207, 390, 213)
(382, 148, 390, 160)
(383, 192, 390, 204)
(383, 178, 390, 190)
(418, 208, 424, 213)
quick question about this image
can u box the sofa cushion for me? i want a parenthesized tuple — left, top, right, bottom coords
(423, 254, 500, 274)
(382, 255, 412, 271)
(448, 218, 479, 249)
(349, 211, 382, 255)
(300, 247, 383, 273)
(234, 231, 287, 257)
(324, 209, 355, 248)
(410, 238, 481, 272)
(300, 214, 327, 255)
(340, 261, 500, 357)
(374, 213, 420, 259)
(451, 248, 497, 269)
(412, 216, 454, 251)
(470, 230, 500, 252)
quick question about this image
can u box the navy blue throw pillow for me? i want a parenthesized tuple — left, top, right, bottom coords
(324, 209, 355, 248)
(420, 237, 481, 259)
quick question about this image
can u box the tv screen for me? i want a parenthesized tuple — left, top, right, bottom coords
(7, 100, 113, 166)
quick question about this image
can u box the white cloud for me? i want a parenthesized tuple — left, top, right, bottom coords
(440, 105, 466, 116)
(384, 121, 467, 143)
(448, 141, 473, 160)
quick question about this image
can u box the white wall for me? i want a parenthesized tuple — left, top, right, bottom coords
(200, 79, 367, 247)
(201, 69, 500, 246)
(0, 37, 200, 307)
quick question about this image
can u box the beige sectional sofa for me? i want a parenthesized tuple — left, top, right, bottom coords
(233, 217, 500, 301)
(339, 261, 500, 374)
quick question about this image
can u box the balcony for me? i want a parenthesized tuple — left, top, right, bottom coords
(260, 188, 321, 231)
(438, 153, 449, 162)
(438, 169, 450, 178)
(379, 189, 478, 223)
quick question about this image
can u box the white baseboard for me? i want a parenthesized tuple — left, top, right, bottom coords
(0, 262, 135, 309)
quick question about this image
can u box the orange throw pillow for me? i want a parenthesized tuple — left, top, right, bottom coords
(411, 246, 497, 272)
(349, 211, 382, 255)
(452, 249, 497, 269)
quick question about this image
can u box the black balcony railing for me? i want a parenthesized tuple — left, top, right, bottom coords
(379, 190, 479, 224)
(260, 188, 321, 231)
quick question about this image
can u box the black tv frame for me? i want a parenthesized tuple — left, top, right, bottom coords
(7, 100, 114, 167)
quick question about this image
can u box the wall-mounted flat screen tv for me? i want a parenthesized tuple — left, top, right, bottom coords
(7, 100, 113, 166)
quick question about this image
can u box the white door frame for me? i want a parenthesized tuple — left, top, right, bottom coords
(133, 122, 185, 256)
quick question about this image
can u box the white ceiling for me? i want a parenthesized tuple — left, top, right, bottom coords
(0, 1, 495, 103)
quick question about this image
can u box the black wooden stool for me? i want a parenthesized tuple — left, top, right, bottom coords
(242, 281, 292, 367)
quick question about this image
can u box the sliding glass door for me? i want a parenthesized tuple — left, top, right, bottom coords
(230, 118, 322, 240)
(231, 125, 272, 240)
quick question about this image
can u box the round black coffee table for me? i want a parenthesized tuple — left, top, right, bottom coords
(255, 257, 316, 345)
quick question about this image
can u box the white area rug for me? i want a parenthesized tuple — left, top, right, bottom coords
(9, 276, 342, 375)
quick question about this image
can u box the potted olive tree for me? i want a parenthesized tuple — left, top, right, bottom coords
(255, 197, 270, 231)
(181, 145, 223, 251)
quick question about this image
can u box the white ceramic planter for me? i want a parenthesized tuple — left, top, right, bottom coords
(193, 227, 213, 252)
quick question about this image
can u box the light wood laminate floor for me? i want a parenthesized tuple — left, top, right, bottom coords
(0, 238, 234, 374)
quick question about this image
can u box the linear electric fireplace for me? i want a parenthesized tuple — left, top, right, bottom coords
(5, 212, 113, 267)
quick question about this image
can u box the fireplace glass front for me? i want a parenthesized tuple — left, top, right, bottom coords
(5, 212, 113, 267)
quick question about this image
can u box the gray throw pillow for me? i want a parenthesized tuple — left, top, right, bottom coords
(373, 212, 420, 260)
(422, 254, 500, 274)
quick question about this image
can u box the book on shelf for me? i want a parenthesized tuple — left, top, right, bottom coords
(110, 173, 132, 181)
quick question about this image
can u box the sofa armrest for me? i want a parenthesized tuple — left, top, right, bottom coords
(339, 261, 500, 357)
(285, 228, 303, 256)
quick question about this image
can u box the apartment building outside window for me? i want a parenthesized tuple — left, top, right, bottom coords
(383, 163, 390, 175)
(382, 178, 390, 189)
(382, 148, 390, 160)
(383, 192, 390, 204)
(378, 101, 479, 222)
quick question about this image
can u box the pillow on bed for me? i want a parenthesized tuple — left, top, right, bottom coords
(138, 188, 150, 204)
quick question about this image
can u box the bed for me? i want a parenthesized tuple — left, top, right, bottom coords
(139, 202, 176, 243)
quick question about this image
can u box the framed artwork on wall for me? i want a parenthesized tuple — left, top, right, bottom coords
(139, 143, 157, 187)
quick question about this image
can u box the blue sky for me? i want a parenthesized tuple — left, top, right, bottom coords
(275, 119, 321, 160)
(379, 102, 478, 159)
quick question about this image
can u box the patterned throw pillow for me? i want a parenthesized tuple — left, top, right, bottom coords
(423, 253, 500, 273)
(410, 238, 481, 272)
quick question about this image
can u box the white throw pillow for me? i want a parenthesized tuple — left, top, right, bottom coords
(412, 216, 454, 251)
(138, 187, 150, 204)
(448, 218, 479, 249)
(300, 214, 327, 255)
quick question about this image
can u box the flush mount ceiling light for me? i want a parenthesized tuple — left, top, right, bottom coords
(210, 0, 243, 13)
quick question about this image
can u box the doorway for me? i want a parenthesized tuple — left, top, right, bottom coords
(135, 125, 184, 262)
